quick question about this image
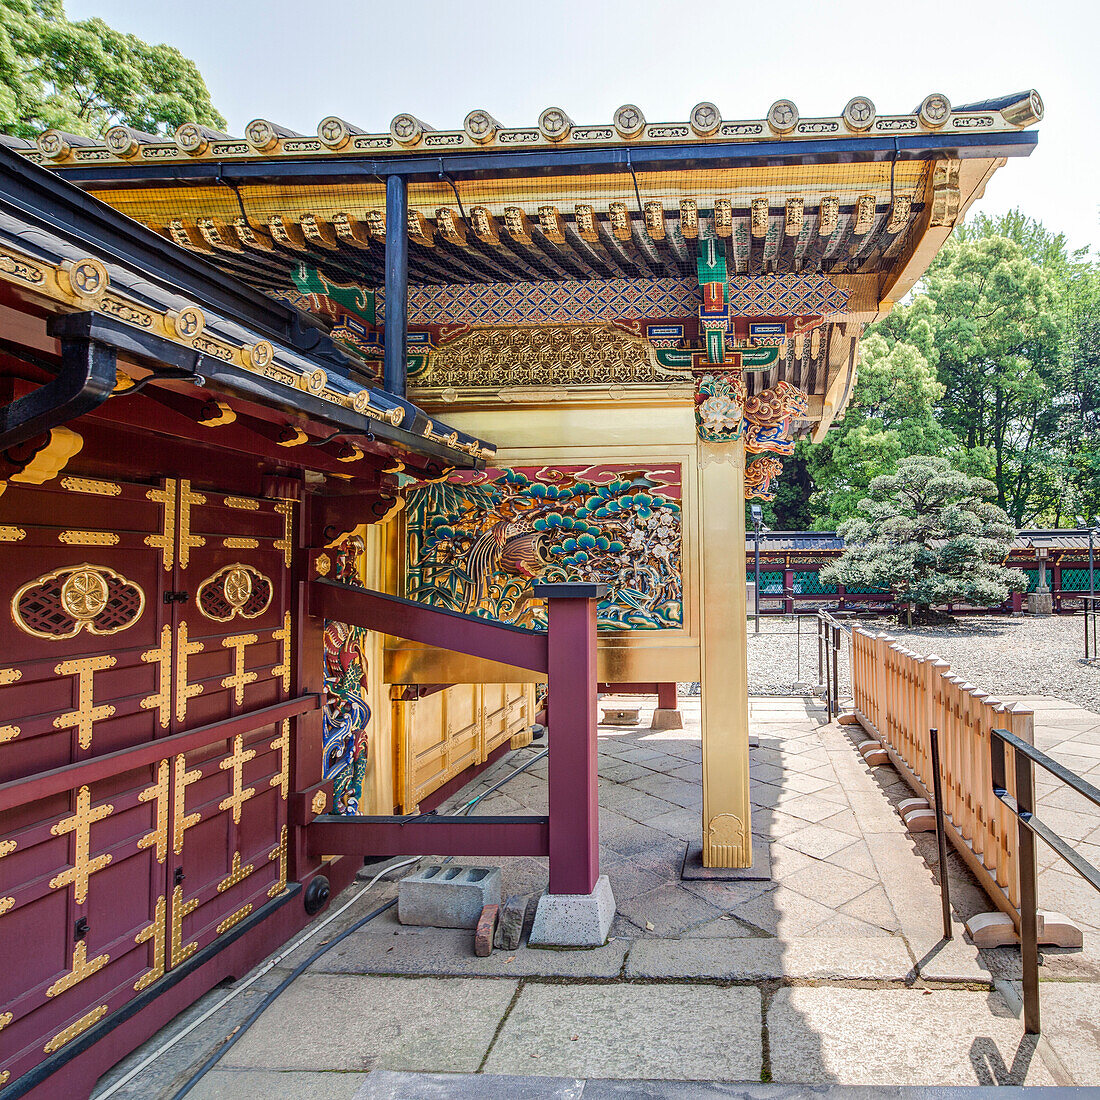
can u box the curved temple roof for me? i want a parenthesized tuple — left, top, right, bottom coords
(7, 91, 1042, 440)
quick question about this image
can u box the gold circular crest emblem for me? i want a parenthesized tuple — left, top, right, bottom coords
(223, 567, 253, 608)
(61, 569, 109, 621)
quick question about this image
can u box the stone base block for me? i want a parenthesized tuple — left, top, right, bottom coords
(398, 864, 502, 929)
(859, 740, 890, 767)
(528, 875, 615, 947)
(1038, 910, 1085, 948)
(903, 808, 937, 832)
(601, 707, 639, 726)
(966, 911, 1016, 947)
(898, 797, 929, 816)
(1027, 591, 1053, 616)
(967, 909, 1085, 949)
(650, 707, 683, 730)
(837, 712, 861, 726)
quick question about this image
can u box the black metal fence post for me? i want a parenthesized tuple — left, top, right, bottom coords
(1014, 743, 1041, 1034)
(928, 727, 953, 941)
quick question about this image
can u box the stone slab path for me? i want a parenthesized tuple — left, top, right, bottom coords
(92, 697, 1100, 1098)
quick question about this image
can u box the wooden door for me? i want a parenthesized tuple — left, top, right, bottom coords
(0, 475, 173, 1084)
(163, 484, 293, 968)
(0, 478, 296, 1085)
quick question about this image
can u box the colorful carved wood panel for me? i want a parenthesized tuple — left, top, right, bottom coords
(404, 464, 683, 631)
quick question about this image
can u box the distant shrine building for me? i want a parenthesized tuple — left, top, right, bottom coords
(0, 92, 1041, 1094)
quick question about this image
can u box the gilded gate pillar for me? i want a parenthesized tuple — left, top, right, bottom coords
(697, 437, 751, 866)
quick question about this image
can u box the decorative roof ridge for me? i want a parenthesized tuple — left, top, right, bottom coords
(22, 91, 1043, 168)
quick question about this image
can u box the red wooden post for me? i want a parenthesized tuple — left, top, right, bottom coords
(657, 682, 678, 711)
(535, 581, 605, 896)
(783, 567, 795, 614)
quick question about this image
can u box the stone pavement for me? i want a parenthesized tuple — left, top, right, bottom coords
(92, 697, 1100, 1098)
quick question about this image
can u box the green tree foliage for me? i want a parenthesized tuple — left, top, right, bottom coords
(822, 456, 1026, 622)
(802, 211, 1100, 531)
(802, 333, 959, 527)
(0, 0, 224, 138)
(877, 235, 1062, 525)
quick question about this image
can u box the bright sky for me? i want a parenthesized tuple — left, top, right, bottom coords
(69, 0, 1100, 253)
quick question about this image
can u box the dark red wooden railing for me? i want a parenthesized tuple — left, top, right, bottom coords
(306, 578, 604, 896)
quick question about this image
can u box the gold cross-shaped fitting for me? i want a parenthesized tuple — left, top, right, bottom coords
(53, 655, 116, 750)
(219, 734, 256, 824)
(49, 785, 114, 903)
(221, 633, 258, 705)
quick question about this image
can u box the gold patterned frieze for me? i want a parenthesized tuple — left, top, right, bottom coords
(0, 239, 486, 459)
(421, 324, 681, 389)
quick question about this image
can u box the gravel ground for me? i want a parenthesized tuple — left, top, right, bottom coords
(747, 613, 1100, 716)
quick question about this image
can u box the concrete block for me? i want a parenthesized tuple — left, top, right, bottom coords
(529, 874, 616, 947)
(494, 894, 529, 950)
(475, 904, 498, 956)
(903, 808, 937, 833)
(650, 708, 683, 730)
(966, 910, 1017, 947)
(837, 712, 861, 725)
(1037, 909, 1085, 948)
(862, 748, 890, 766)
(601, 707, 639, 726)
(398, 865, 502, 929)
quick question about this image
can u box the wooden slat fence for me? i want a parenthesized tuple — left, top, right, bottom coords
(851, 627, 1034, 924)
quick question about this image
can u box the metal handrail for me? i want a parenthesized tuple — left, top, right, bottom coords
(990, 726, 1100, 1034)
(1081, 593, 1099, 661)
(817, 609, 853, 717)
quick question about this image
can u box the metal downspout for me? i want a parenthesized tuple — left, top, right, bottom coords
(0, 334, 117, 451)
